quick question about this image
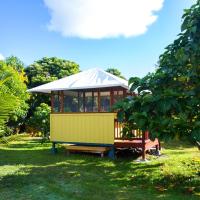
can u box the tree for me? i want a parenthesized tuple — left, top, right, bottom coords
(4, 57, 29, 122)
(0, 78, 18, 136)
(106, 68, 126, 79)
(25, 57, 80, 88)
(5, 56, 25, 72)
(115, 1, 200, 141)
(0, 96, 18, 136)
(0, 61, 29, 135)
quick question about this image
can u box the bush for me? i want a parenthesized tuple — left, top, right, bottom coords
(26, 103, 51, 137)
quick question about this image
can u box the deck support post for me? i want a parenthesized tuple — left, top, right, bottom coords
(108, 146, 115, 159)
(142, 149, 146, 160)
(142, 131, 146, 160)
(51, 142, 57, 154)
(159, 141, 161, 150)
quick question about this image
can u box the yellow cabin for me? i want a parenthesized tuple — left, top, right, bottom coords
(28, 68, 160, 159)
(28, 68, 130, 158)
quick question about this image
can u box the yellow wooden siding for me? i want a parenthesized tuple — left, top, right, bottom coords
(50, 113, 116, 144)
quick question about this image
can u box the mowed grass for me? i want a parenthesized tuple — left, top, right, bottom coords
(0, 134, 199, 200)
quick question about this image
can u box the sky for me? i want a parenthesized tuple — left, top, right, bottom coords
(0, 0, 196, 78)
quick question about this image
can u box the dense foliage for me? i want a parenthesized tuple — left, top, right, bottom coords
(0, 60, 29, 136)
(25, 57, 80, 88)
(115, 1, 200, 141)
(0, 79, 18, 136)
(4, 58, 29, 124)
(5, 56, 25, 72)
(26, 103, 51, 137)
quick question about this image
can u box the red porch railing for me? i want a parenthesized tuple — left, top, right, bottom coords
(114, 119, 160, 160)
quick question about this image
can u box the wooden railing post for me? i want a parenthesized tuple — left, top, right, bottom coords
(51, 92, 54, 113)
(144, 131, 149, 140)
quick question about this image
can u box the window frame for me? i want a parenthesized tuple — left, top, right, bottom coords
(51, 87, 127, 113)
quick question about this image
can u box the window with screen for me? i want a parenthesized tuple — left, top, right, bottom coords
(53, 92, 60, 112)
(113, 90, 124, 104)
(78, 92, 84, 112)
(85, 92, 93, 112)
(93, 92, 98, 112)
(100, 91, 111, 112)
(51, 88, 126, 113)
(63, 91, 78, 112)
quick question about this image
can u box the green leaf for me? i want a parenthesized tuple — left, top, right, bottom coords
(117, 111, 124, 122)
(128, 77, 141, 92)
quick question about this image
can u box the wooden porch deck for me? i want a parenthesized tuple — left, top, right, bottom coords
(114, 120, 160, 159)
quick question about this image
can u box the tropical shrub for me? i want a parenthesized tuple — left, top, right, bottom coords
(26, 103, 51, 137)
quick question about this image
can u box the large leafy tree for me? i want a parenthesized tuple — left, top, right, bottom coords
(0, 61, 29, 135)
(116, 1, 200, 141)
(25, 57, 80, 88)
(4, 56, 29, 123)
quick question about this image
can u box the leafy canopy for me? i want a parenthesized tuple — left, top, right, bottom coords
(5, 56, 25, 72)
(25, 57, 80, 88)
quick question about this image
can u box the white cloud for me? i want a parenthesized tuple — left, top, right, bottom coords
(44, 0, 164, 39)
(0, 53, 4, 60)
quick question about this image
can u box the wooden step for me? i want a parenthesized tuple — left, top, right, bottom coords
(63, 145, 111, 157)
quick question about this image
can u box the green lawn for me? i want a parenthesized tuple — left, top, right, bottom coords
(0, 135, 199, 200)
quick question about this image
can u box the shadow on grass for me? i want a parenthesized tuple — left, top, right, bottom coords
(0, 137, 199, 200)
(1, 155, 198, 200)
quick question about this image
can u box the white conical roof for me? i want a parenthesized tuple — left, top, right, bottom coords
(28, 68, 128, 93)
